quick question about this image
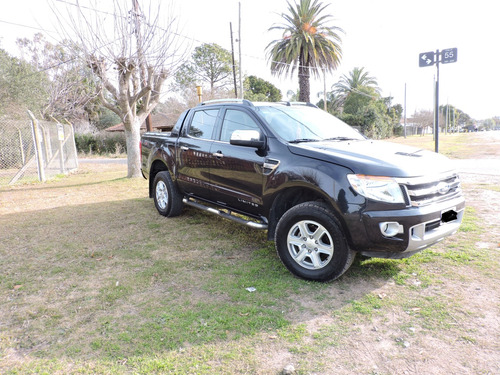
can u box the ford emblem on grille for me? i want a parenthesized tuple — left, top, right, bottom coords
(437, 182, 451, 195)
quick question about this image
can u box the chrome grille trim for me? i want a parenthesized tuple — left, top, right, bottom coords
(395, 173, 462, 207)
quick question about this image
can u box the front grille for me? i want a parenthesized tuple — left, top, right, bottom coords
(396, 173, 462, 207)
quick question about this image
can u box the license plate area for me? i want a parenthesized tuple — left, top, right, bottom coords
(441, 209, 458, 223)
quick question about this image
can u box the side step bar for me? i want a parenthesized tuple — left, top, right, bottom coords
(182, 198, 268, 230)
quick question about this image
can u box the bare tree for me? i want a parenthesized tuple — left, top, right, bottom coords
(17, 34, 100, 122)
(53, 0, 186, 177)
(410, 110, 435, 136)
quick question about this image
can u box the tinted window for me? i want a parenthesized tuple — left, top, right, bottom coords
(220, 109, 260, 142)
(188, 109, 218, 139)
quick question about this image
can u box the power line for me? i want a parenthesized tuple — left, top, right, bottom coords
(1, 2, 329, 76)
(0, 19, 56, 34)
(54, 0, 328, 74)
(54, 0, 204, 44)
(2, 1, 341, 92)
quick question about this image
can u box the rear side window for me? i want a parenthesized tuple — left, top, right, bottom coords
(188, 109, 218, 139)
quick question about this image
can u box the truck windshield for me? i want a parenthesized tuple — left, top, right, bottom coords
(255, 105, 365, 143)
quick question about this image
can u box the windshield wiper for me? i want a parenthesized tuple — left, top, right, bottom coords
(289, 138, 320, 143)
(323, 136, 360, 141)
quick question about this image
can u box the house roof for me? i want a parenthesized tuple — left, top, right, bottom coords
(105, 113, 174, 132)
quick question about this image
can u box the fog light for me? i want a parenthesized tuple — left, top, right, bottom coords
(379, 222, 403, 237)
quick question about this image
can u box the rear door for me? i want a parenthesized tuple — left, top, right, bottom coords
(209, 108, 266, 215)
(176, 108, 219, 199)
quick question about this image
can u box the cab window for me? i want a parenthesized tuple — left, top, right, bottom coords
(188, 109, 219, 139)
(220, 109, 260, 142)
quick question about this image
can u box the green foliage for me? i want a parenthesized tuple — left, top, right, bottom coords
(174, 43, 235, 95)
(0, 48, 49, 116)
(334, 68, 402, 139)
(244, 75, 282, 102)
(333, 66, 380, 98)
(341, 100, 397, 139)
(266, 0, 343, 102)
(342, 86, 376, 115)
(75, 132, 127, 155)
(316, 91, 343, 114)
(95, 107, 121, 131)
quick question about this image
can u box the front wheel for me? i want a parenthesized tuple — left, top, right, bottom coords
(275, 202, 355, 282)
(153, 171, 183, 217)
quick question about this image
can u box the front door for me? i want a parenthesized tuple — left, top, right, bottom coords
(209, 108, 265, 215)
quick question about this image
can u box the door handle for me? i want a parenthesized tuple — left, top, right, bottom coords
(180, 146, 189, 151)
(212, 151, 224, 158)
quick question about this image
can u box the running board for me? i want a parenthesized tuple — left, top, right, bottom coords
(182, 198, 268, 230)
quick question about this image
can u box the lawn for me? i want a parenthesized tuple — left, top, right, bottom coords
(1, 133, 499, 374)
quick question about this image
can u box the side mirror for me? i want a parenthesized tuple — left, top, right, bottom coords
(230, 130, 265, 149)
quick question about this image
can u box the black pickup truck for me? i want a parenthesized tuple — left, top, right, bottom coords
(141, 100, 465, 281)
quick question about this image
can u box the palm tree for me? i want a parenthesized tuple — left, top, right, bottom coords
(334, 67, 380, 99)
(266, 0, 343, 103)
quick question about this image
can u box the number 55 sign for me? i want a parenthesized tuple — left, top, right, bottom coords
(419, 48, 457, 67)
(441, 48, 458, 64)
(417, 47, 457, 154)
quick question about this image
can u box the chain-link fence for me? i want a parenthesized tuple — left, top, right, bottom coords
(0, 112, 78, 186)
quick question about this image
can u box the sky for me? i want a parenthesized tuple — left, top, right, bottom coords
(1, 0, 498, 120)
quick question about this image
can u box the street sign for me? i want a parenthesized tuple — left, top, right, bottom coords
(417, 47, 458, 153)
(57, 124, 65, 141)
(419, 51, 435, 67)
(441, 48, 458, 64)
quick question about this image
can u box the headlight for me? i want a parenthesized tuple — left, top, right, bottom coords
(347, 174, 405, 204)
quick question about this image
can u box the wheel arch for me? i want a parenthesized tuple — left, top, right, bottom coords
(149, 159, 170, 198)
(266, 185, 349, 242)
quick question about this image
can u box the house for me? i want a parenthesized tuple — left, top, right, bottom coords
(105, 113, 174, 133)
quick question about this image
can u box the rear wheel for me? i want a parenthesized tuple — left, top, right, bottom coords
(153, 171, 183, 217)
(275, 202, 355, 282)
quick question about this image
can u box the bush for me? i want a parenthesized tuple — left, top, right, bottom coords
(75, 132, 127, 155)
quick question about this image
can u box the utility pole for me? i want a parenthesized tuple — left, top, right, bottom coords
(444, 98, 450, 134)
(323, 69, 327, 111)
(404, 83, 407, 138)
(230, 22, 238, 98)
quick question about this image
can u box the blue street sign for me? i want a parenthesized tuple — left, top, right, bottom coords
(419, 51, 435, 67)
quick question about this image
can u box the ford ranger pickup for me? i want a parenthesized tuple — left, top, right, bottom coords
(141, 100, 465, 281)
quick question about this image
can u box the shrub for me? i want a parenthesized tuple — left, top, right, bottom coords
(75, 132, 127, 155)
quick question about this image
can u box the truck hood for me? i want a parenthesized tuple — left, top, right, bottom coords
(288, 139, 456, 177)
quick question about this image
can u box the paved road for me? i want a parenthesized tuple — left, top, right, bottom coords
(453, 159, 500, 176)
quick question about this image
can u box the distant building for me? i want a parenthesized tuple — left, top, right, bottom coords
(105, 113, 174, 133)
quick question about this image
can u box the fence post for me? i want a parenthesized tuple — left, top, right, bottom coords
(17, 128, 26, 165)
(57, 123, 65, 173)
(27, 110, 46, 182)
(65, 119, 79, 169)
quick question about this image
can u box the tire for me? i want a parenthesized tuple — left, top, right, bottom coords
(275, 202, 355, 282)
(153, 171, 183, 217)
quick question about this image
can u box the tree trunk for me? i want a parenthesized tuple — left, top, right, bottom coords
(124, 117, 142, 178)
(298, 63, 310, 103)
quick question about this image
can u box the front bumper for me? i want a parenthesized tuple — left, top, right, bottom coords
(356, 195, 465, 259)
